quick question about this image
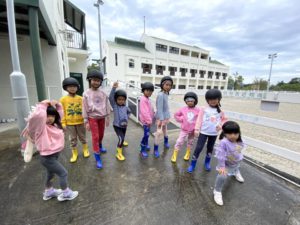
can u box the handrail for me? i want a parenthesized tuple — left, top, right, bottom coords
(105, 79, 300, 163)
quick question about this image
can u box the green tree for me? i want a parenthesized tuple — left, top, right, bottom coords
(87, 63, 100, 72)
(227, 76, 235, 90)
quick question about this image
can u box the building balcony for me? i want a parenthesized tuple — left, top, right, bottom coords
(64, 29, 87, 50)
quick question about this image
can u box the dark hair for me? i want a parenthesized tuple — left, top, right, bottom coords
(219, 121, 242, 142)
(47, 106, 63, 129)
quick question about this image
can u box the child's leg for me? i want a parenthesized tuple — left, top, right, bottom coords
(67, 125, 79, 163)
(204, 135, 218, 171)
(183, 132, 194, 161)
(214, 173, 227, 192)
(77, 124, 87, 145)
(162, 125, 170, 148)
(40, 153, 68, 190)
(171, 130, 187, 162)
(77, 124, 89, 157)
(174, 130, 188, 150)
(206, 135, 218, 156)
(192, 134, 208, 160)
(187, 134, 207, 173)
(97, 118, 105, 147)
(141, 125, 150, 146)
(113, 126, 126, 160)
(89, 118, 100, 153)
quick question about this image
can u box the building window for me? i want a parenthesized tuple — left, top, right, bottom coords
(168, 66, 177, 76)
(169, 46, 179, 54)
(172, 84, 176, 89)
(181, 49, 190, 56)
(198, 85, 204, 90)
(214, 86, 218, 89)
(156, 65, 165, 75)
(156, 43, 167, 52)
(215, 72, 221, 79)
(201, 53, 208, 59)
(191, 51, 199, 58)
(190, 69, 197, 77)
(128, 58, 135, 68)
(178, 85, 186, 89)
(142, 63, 152, 74)
(129, 80, 135, 88)
(199, 70, 206, 78)
(208, 71, 213, 79)
(222, 73, 227, 80)
(206, 86, 211, 89)
(115, 53, 118, 66)
(180, 68, 187, 77)
(220, 86, 224, 90)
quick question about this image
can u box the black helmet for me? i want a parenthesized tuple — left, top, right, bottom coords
(114, 89, 127, 101)
(141, 82, 154, 92)
(62, 77, 80, 91)
(160, 76, 173, 89)
(86, 70, 104, 81)
(184, 92, 198, 105)
(205, 89, 222, 101)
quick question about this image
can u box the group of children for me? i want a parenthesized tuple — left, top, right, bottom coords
(25, 70, 245, 206)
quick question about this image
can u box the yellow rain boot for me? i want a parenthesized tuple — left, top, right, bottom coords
(116, 147, 126, 161)
(171, 149, 179, 163)
(183, 148, 191, 161)
(82, 143, 90, 158)
(123, 141, 129, 147)
(70, 148, 78, 163)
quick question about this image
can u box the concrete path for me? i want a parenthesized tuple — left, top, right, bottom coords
(0, 120, 299, 225)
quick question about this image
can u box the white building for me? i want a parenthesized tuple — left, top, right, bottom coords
(0, 0, 89, 119)
(103, 34, 229, 91)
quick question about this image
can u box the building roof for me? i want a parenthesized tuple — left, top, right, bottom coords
(107, 37, 150, 53)
(209, 59, 225, 66)
(148, 35, 209, 53)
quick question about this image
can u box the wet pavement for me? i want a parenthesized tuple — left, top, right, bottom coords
(0, 119, 300, 225)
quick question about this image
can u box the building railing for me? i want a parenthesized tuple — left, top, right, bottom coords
(64, 29, 87, 50)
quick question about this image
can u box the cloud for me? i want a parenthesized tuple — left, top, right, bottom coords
(70, 0, 300, 84)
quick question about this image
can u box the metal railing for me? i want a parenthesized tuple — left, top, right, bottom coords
(64, 29, 87, 50)
(105, 79, 300, 164)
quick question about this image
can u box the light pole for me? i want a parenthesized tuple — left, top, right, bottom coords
(6, 0, 30, 132)
(267, 53, 277, 91)
(94, 0, 104, 73)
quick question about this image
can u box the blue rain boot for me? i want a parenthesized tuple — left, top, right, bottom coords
(153, 145, 160, 158)
(99, 143, 107, 153)
(146, 145, 151, 151)
(187, 159, 197, 173)
(140, 144, 148, 159)
(164, 136, 170, 149)
(204, 154, 212, 171)
(94, 153, 103, 169)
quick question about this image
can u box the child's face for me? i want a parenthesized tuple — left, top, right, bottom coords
(208, 99, 219, 107)
(225, 133, 240, 142)
(144, 90, 153, 97)
(91, 78, 101, 89)
(116, 96, 126, 106)
(66, 85, 78, 94)
(46, 115, 55, 125)
(162, 81, 172, 92)
(186, 100, 195, 107)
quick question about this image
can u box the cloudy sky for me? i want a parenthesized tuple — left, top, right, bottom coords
(71, 0, 300, 84)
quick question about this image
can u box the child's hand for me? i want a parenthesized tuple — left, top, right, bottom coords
(218, 167, 227, 176)
(216, 125, 222, 132)
(194, 131, 200, 138)
(41, 100, 51, 105)
(85, 123, 90, 131)
(50, 100, 59, 107)
(62, 126, 67, 132)
(112, 82, 118, 88)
